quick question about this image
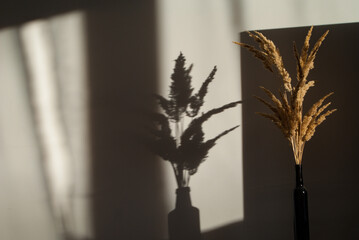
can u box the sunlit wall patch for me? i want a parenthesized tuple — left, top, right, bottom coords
(19, 11, 92, 239)
(156, 0, 244, 231)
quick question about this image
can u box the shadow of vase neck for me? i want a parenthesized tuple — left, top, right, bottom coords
(176, 187, 192, 209)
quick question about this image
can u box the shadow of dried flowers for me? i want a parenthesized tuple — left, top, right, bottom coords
(148, 52, 241, 188)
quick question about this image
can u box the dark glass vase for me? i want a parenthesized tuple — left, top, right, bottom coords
(294, 164, 310, 240)
(168, 187, 201, 240)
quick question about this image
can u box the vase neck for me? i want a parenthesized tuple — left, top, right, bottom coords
(175, 187, 192, 209)
(295, 164, 304, 187)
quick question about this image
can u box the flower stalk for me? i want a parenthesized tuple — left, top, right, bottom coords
(234, 27, 336, 165)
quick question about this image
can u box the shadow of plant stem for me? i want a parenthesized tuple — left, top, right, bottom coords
(149, 52, 241, 188)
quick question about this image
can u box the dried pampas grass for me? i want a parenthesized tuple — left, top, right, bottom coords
(234, 27, 336, 165)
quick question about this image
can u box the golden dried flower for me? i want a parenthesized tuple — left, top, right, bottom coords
(234, 27, 336, 165)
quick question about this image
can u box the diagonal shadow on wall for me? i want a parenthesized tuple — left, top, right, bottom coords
(86, 1, 168, 239)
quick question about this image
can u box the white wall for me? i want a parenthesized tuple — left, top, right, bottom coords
(157, 0, 244, 231)
(239, 0, 359, 31)
(0, 12, 90, 240)
(0, 28, 58, 240)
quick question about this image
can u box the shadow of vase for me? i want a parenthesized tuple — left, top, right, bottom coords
(168, 187, 202, 240)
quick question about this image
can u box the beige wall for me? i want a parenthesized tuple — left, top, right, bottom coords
(1, 0, 359, 239)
